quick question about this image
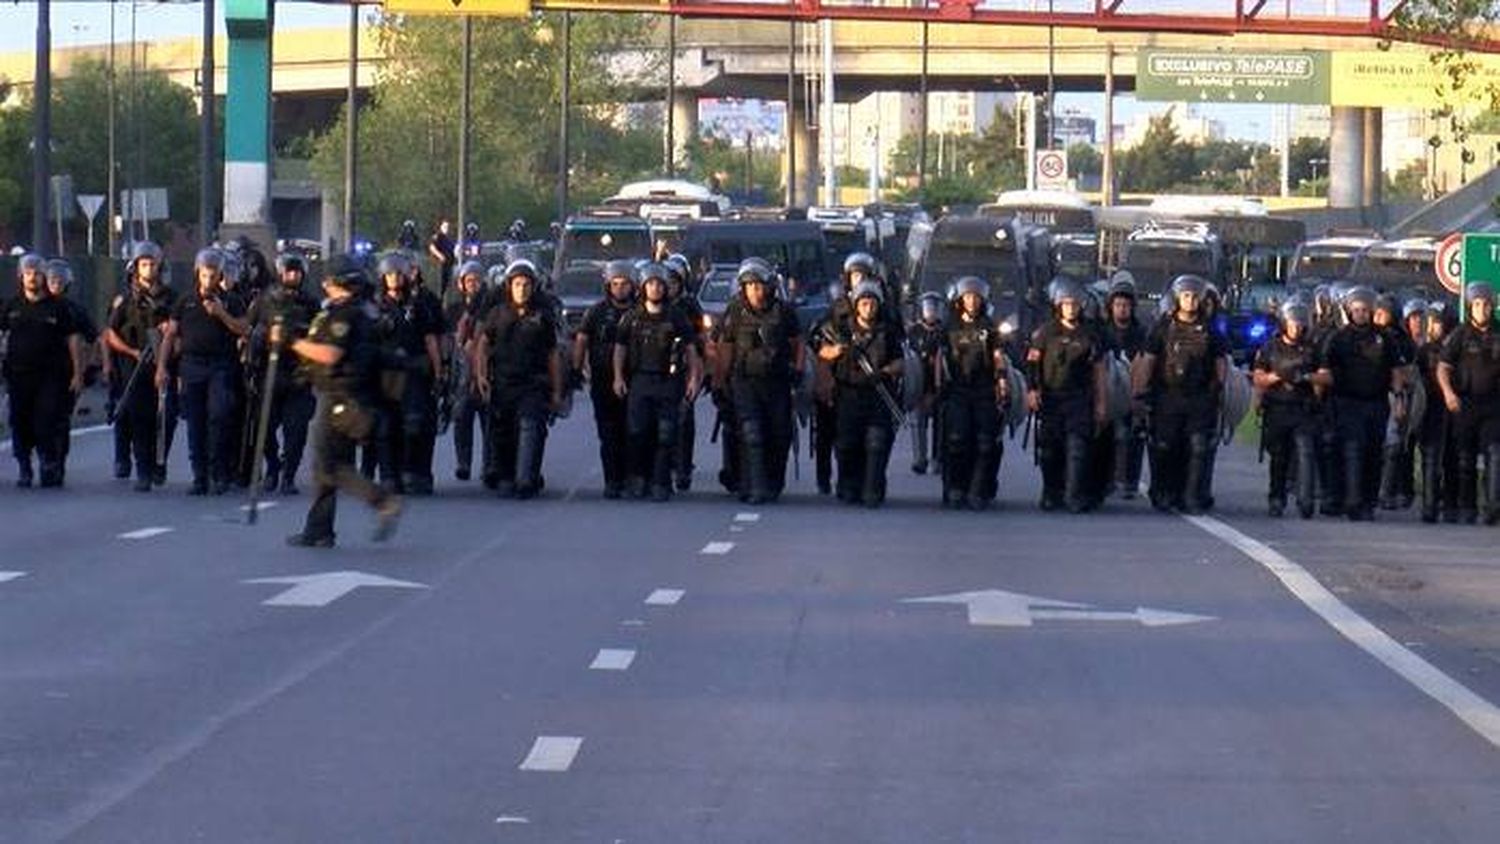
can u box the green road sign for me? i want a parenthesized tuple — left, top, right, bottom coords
(1463, 233, 1500, 287)
(1136, 50, 1331, 105)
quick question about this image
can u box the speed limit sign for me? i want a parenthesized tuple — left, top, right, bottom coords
(1435, 232, 1463, 294)
(1035, 150, 1068, 189)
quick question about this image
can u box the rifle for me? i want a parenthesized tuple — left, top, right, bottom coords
(820, 321, 907, 430)
(246, 316, 284, 525)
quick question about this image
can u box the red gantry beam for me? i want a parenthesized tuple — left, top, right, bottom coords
(658, 0, 1499, 53)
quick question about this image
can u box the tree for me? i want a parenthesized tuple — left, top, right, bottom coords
(679, 134, 782, 203)
(1066, 143, 1101, 181)
(1116, 110, 1195, 192)
(309, 12, 661, 243)
(1289, 137, 1330, 192)
(1389, 2, 1500, 184)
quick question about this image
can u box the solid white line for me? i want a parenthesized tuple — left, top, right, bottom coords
(0, 423, 110, 454)
(701, 541, 735, 555)
(734, 512, 761, 523)
(1185, 514, 1500, 750)
(589, 648, 636, 671)
(645, 588, 685, 606)
(117, 527, 174, 540)
(519, 736, 583, 772)
(0, 571, 27, 584)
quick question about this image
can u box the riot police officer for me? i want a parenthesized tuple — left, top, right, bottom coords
(907, 291, 946, 476)
(1318, 285, 1409, 521)
(282, 255, 402, 548)
(1311, 283, 1344, 514)
(155, 249, 249, 495)
(1139, 274, 1229, 514)
(663, 253, 703, 491)
(1381, 298, 1429, 510)
(44, 260, 98, 479)
(105, 242, 177, 490)
(474, 260, 565, 499)
(1252, 300, 1322, 518)
(3, 255, 84, 487)
(575, 260, 638, 498)
(612, 262, 703, 501)
(820, 280, 905, 507)
(807, 276, 847, 496)
(715, 258, 804, 505)
(1437, 282, 1500, 524)
(245, 252, 321, 494)
(447, 261, 488, 482)
(938, 277, 1010, 510)
(1027, 279, 1107, 513)
(371, 252, 445, 495)
(1417, 301, 1459, 523)
(1101, 277, 1146, 498)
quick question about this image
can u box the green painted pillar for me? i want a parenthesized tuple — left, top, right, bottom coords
(223, 0, 271, 226)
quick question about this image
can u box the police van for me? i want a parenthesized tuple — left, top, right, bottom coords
(1348, 235, 1449, 303)
(1289, 231, 1382, 289)
(904, 214, 1053, 349)
(676, 218, 835, 333)
(980, 190, 1099, 284)
(553, 209, 654, 334)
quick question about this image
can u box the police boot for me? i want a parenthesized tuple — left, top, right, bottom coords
(912, 415, 930, 475)
(15, 456, 33, 489)
(1420, 448, 1442, 524)
(1064, 435, 1092, 514)
(740, 421, 772, 505)
(863, 428, 892, 509)
(1485, 445, 1500, 526)
(1182, 434, 1213, 514)
(1343, 440, 1372, 521)
(651, 432, 676, 502)
(1378, 444, 1403, 510)
(1317, 434, 1343, 516)
(1295, 434, 1317, 519)
(1038, 441, 1064, 511)
(514, 421, 544, 500)
(1456, 448, 1480, 524)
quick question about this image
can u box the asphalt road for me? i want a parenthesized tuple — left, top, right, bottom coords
(3, 404, 1500, 843)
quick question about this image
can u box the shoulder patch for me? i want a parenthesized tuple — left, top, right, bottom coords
(331, 320, 350, 338)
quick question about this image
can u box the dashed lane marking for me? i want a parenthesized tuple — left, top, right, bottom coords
(494, 816, 531, 825)
(645, 588, 685, 606)
(1186, 513, 1500, 751)
(589, 649, 637, 671)
(0, 572, 27, 584)
(519, 737, 583, 772)
(734, 512, 761, 523)
(701, 541, 735, 555)
(238, 501, 278, 512)
(117, 527, 175, 540)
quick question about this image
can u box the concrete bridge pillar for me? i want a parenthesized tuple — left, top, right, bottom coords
(782, 95, 817, 207)
(223, 0, 273, 229)
(670, 90, 698, 173)
(1363, 107, 1383, 208)
(1329, 106, 1366, 210)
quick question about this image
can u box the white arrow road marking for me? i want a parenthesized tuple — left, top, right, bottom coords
(701, 541, 735, 555)
(0, 571, 27, 584)
(519, 736, 582, 772)
(590, 649, 636, 671)
(118, 527, 174, 540)
(645, 588, 685, 606)
(1185, 513, 1500, 751)
(902, 589, 1215, 629)
(243, 570, 428, 607)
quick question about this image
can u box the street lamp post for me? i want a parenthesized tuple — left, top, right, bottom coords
(557, 11, 572, 224)
(199, 0, 216, 246)
(343, 1, 358, 251)
(33, 0, 52, 254)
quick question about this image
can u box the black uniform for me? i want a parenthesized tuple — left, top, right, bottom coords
(940, 313, 1007, 508)
(1440, 322, 1500, 522)
(908, 318, 945, 475)
(445, 288, 487, 482)
(1310, 320, 1344, 514)
(2, 293, 80, 486)
(246, 284, 321, 492)
(297, 297, 395, 544)
(616, 305, 696, 499)
(1321, 323, 1407, 520)
(828, 313, 904, 507)
(170, 289, 245, 492)
(720, 295, 802, 503)
(1102, 318, 1147, 497)
(53, 292, 98, 475)
(579, 299, 635, 496)
(808, 311, 842, 495)
(1416, 338, 1459, 522)
(1253, 332, 1320, 517)
(481, 299, 559, 497)
(371, 285, 444, 494)
(670, 293, 705, 491)
(107, 283, 178, 487)
(1144, 314, 1229, 512)
(1029, 318, 1105, 512)
(1378, 328, 1420, 509)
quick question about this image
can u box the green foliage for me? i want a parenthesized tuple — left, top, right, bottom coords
(309, 12, 661, 244)
(1066, 143, 1101, 179)
(1387, 160, 1429, 202)
(1115, 110, 1195, 192)
(679, 135, 782, 202)
(1389, 2, 1500, 178)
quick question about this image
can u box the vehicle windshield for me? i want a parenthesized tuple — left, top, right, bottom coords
(919, 245, 1024, 293)
(1292, 249, 1359, 283)
(1350, 254, 1442, 300)
(702, 239, 827, 287)
(1121, 242, 1214, 297)
(556, 226, 652, 297)
(699, 273, 735, 304)
(823, 229, 869, 267)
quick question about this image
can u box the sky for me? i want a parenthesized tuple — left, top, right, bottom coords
(0, 0, 1344, 145)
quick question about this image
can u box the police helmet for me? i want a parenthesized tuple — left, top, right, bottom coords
(1107, 275, 1137, 302)
(1279, 301, 1311, 327)
(602, 258, 638, 286)
(1430, 300, 1456, 332)
(504, 258, 540, 285)
(1374, 293, 1399, 316)
(850, 279, 884, 305)
(45, 259, 73, 289)
(918, 291, 945, 321)
(951, 276, 987, 303)
(401, 219, 417, 232)
(664, 253, 692, 285)
(376, 252, 412, 280)
(275, 252, 309, 277)
(1312, 284, 1334, 318)
(456, 260, 485, 283)
(842, 251, 879, 280)
(17, 253, 46, 276)
(736, 257, 776, 288)
(507, 218, 527, 241)
(130, 241, 163, 265)
(1169, 274, 1209, 300)
(1465, 281, 1496, 307)
(220, 251, 245, 287)
(194, 248, 227, 274)
(322, 253, 370, 291)
(464, 221, 480, 237)
(1344, 285, 1377, 308)
(637, 262, 671, 288)
(1402, 297, 1428, 320)
(486, 265, 508, 288)
(1049, 277, 1085, 307)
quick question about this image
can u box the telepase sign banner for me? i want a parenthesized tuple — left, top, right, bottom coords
(1137, 51, 1330, 104)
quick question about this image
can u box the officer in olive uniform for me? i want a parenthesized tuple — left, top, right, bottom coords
(664, 253, 704, 491)
(715, 258, 804, 505)
(44, 260, 98, 478)
(155, 249, 249, 495)
(907, 292, 946, 476)
(612, 262, 703, 501)
(1139, 274, 1230, 514)
(1101, 277, 1146, 498)
(1437, 282, 1500, 524)
(1252, 300, 1322, 518)
(105, 242, 178, 490)
(1417, 301, 1459, 523)
(1318, 286, 1409, 522)
(938, 277, 1010, 510)
(245, 252, 321, 494)
(282, 256, 402, 548)
(1027, 279, 1108, 513)
(819, 280, 905, 507)
(475, 260, 565, 499)
(575, 260, 638, 498)
(2, 255, 85, 487)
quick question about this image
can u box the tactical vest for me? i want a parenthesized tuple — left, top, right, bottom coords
(628, 311, 682, 377)
(945, 320, 997, 390)
(1331, 325, 1392, 400)
(1157, 319, 1214, 392)
(1039, 322, 1096, 395)
(731, 301, 794, 380)
(1452, 325, 1500, 399)
(834, 323, 895, 387)
(586, 302, 630, 376)
(1258, 335, 1317, 405)
(491, 307, 554, 383)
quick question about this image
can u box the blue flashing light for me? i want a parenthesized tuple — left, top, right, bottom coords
(1247, 318, 1271, 343)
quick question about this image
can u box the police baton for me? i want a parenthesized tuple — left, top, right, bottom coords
(246, 317, 284, 526)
